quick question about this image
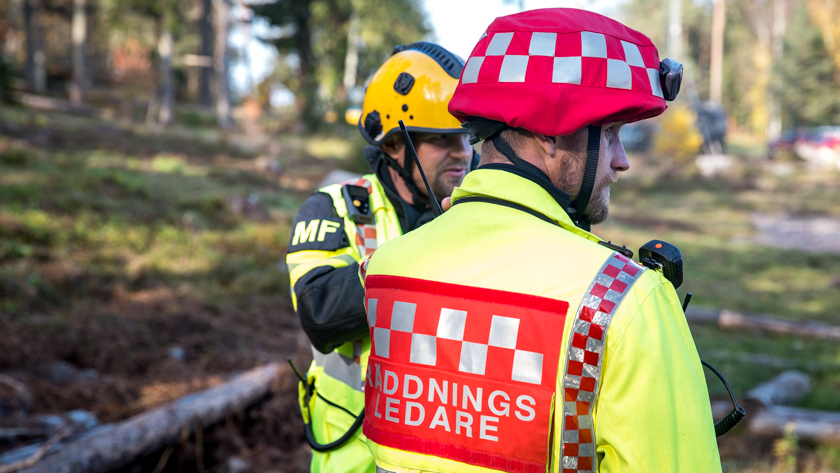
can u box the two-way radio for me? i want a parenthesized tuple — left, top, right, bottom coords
(637, 241, 746, 437)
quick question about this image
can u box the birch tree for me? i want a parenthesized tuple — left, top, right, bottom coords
(70, 0, 87, 104)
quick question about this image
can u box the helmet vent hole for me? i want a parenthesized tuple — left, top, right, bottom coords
(402, 104, 408, 112)
(410, 115, 414, 120)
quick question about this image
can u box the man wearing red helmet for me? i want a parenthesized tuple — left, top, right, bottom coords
(359, 8, 721, 473)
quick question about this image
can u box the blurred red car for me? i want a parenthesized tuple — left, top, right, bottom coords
(769, 127, 840, 165)
(768, 129, 807, 159)
(794, 127, 840, 166)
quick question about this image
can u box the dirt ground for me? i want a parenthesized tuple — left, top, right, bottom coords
(0, 107, 323, 472)
(0, 277, 315, 473)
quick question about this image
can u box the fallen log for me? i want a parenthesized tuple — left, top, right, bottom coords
(748, 405, 840, 443)
(685, 307, 840, 340)
(0, 428, 73, 473)
(16, 94, 100, 116)
(14, 363, 282, 473)
(744, 371, 811, 407)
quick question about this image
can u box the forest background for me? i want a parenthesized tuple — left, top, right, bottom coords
(2, 0, 840, 472)
(2, 0, 839, 135)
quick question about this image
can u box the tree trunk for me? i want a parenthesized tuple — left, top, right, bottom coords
(293, 0, 319, 131)
(342, 12, 360, 95)
(24, 0, 46, 93)
(239, 1, 253, 95)
(157, 15, 174, 126)
(69, 0, 87, 104)
(199, 0, 213, 107)
(709, 0, 726, 104)
(214, 0, 232, 129)
(0, 11, 5, 107)
(767, 0, 786, 139)
(667, 0, 683, 59)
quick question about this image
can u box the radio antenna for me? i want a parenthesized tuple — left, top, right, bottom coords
(398, 120, 443, 218)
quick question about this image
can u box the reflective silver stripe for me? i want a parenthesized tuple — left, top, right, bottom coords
(287, 253, 357, 276)
(559, 252, 645, 473)
(375, 466, 396, 473)
(311, 346, 363, 392)
(312, 346, 327, 367)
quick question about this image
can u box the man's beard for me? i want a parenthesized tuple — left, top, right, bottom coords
(429, 158, 466, 203)
(585, 173, 617, 225)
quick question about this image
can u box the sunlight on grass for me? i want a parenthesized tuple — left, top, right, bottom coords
(305, 136, 357, 160)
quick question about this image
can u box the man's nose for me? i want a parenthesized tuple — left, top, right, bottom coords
(448, 136, 472, 159)
(612, 139, 630, 172)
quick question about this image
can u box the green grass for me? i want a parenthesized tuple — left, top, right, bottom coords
(0, 111, 315, 321)
(595, 155, 840, 414)
(600, 157, 840, 321)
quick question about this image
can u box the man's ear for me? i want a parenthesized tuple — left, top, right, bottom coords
(381, 136, 405, 163)
(534, 133, 557, 157)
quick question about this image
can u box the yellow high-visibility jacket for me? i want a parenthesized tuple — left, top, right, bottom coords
(360, 167, 721, 473)
(287, 174, 403, 473)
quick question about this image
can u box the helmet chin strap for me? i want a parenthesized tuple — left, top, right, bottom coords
(488, 126, 600, 232)
(381, 149, 429, 207)
(569, 125, 601, 232)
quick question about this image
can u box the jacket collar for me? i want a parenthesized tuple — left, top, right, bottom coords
(450, 167, 603, 244)
(366, 146, 434, 232)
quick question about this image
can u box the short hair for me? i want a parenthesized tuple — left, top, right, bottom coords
(478, 128, 530, 165)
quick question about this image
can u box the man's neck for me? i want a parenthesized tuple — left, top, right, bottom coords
(481, 138, 548, 172)
(389, 167, 422, 205)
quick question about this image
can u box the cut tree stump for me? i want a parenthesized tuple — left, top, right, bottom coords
(14, 363, 282, 473)
(685, 308, 840, 340)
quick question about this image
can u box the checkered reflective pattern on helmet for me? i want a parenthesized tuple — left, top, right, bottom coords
(560, 252, 645, 473)
(461, 30, 663, 98)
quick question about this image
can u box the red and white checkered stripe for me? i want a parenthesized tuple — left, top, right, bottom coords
(462, 31, 663, 98)
(368, 302, 546, 386)
(356, 224, 377, 256)
(560, 252, 645, 473)
(343, 178, 378, 257)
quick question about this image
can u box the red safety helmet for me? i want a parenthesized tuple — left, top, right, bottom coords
(448, 8, 682, 230)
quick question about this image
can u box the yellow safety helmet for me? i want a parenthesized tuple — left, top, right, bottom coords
(359, 42, 467, 145)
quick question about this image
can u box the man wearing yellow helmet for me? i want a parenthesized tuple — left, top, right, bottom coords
(285, 42, 473, 473)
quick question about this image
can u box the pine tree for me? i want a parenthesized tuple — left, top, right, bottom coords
(777, 2, 840, 128)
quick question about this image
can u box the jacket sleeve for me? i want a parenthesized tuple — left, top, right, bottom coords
(286, 192, 369, 354)
(594, 276, 721, 473)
